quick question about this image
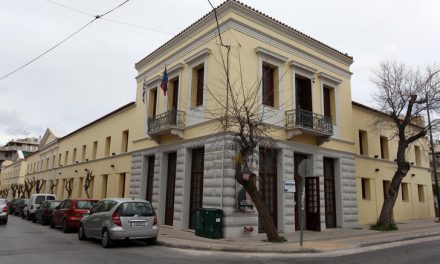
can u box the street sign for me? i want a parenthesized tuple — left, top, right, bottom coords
(284, 180, 295, 193)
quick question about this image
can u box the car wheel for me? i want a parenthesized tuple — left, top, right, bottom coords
(32, 216, 37, 223)
(78, 225, 87, 241)
(146, 237, 157, 245)
(50, 218, 55, 229)
(4, 219, 7, 225)
(21, 212, 25, 219)
(62, 220, 70, 233)
(102, 229, 114, 248)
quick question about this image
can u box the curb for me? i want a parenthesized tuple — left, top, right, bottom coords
(156, 240, 318, 254)
(359, 232, 440, 248)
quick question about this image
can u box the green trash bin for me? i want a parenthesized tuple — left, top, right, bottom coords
(195, 208, 223, 239)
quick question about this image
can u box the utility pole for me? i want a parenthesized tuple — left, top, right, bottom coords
(426, 99, 440, 220)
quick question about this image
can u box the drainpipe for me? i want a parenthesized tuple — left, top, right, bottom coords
(220, 135, 225, 209)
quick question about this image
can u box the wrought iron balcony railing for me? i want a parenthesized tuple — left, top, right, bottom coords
(147, 109, 186, 135)
(285, 108, 333, 136)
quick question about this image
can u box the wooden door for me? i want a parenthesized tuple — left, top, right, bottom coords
(324, 158, 336, 228)
(295, 76, 312, 112)
(189, 148, 204, 229)
(145, 156, 155, 202)
(258, 148, 277, 233)
(305, 177, 321, 231)
(165, 153, 177, 226)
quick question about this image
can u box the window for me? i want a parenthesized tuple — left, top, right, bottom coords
(58, 153, 62, 166)
(323, 85, 336, 123)
(64, 151, 69, 165)
(361, 178, 371, 200)
(168, 78, 179, 110)
(359, 130, 368, 155)
(101, 175, 108, 199)
(121, 130, 129, 153)
(262, 63, 280, 108)
(92, 141, 98, 160)
(52, 155, 56, 169)
(149, 88, 158, 118)
(414, 145, 421, 166)
(191, 64, 204, 107)
(105, 136, 111, 157)
(383, 180, 391, 199)
(401, 182, 409, 202)
(380, 136, 389, 160)
(119, 173, 126, 197)
(81, 145, 86, 162)
(145, 156, 155, 202)
(418, 185, 425, 202)
(295, 75, 312, 111)
(72, 148, 77, 164)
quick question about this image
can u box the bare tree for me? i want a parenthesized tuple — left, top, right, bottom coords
(11, 184, 18, 198)
(35, 179, 45, 194)
(0, 188, 9, 198)
(49, 180, 58, 195)
(24, 178, 36, 198)
(17, 184, 25, 198)
(372, 61, 440, 229)
(64, 178, 74, 198)
(84, 170, 94, 199)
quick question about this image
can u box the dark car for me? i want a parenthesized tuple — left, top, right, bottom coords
(34, 200, 61, 225)
(7, 198, 22, 215)
(51, 199, 97, 233)
(18, 199, 29, 217)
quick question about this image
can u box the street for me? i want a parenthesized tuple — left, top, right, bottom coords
(1, 215, 440, 264)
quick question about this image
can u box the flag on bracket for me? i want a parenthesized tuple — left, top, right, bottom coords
(160, 67, 168, 96)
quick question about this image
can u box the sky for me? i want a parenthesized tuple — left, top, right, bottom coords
(1, 0, 439, 145)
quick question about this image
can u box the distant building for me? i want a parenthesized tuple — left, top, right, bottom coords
(0, 137, 39, 169)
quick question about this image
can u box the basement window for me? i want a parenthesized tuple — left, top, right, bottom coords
(361, 178, 371, 200)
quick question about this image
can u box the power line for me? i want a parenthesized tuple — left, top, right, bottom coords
(44, 0, 171, 35)
(0, 0, 130, 81)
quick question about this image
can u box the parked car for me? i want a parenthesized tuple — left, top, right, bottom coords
(34, 200, 61, 225)
(51, 199, 97, 232)
(19, 199, 30, 217)
(24, 194, 56, 220)
(7, 198, 22, 215)
(0, 199, 8, 224)
(78, 198, 159, 248)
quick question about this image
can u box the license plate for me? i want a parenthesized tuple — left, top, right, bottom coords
(130, 221, 146, 227)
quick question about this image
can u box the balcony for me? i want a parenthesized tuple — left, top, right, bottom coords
(285, 108, 333, 144)
(147, 109, 186, 140)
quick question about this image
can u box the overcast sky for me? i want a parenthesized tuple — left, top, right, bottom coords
(1, 0, 439, 145)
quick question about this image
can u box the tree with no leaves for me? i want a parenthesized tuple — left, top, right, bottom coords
(49, 180, 58, 194)
(24, 178, 36, 198)
(372, 61, 440, 229)
(84, 170, 94, 199)
(64, 178, 74, 198)
(35, 179, 45, 194)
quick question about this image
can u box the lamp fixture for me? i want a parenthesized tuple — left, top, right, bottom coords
(74, 170, 78, 173)
(110, 164, 115, 168)
(375, 168, 380, 172)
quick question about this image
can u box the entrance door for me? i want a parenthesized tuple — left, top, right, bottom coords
(305, 177, 321, 231)
(189, 148, 204, 229)
(324, 158, 336, 228)
(258, 148, 277, 233)
(165, 153, 177, 226)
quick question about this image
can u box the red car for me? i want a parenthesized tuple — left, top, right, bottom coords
(51, 199, 97, 233)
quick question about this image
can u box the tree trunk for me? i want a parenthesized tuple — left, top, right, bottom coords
(376, 159, 410, 228)
(235, 160, 280, 241)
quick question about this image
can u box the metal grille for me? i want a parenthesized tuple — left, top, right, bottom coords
(285, 108, 333, 135)
(147, 109, 186, 134)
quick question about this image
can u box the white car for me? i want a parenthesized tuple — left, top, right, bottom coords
(24, 194, 56, 220)
(78, 198, 159, 248)
(0, 199, 8, 225)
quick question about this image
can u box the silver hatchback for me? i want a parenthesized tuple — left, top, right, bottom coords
(0, 199, 8, 225)
(78, 198, 159, 248)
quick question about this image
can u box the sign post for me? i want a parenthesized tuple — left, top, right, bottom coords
(298, 159, 311, 247)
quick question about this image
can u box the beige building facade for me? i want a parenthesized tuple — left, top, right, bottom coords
(0, 0, 434, 238)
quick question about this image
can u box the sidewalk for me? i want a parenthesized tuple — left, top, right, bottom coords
(156, 219, 440, 253)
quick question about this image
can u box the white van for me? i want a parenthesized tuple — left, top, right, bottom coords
(24, 193, 57, 220)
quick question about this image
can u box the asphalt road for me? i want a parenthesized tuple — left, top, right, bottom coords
(1, 215, 440, 264)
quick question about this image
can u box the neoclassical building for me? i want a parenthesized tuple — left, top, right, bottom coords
(0, 0, 434, 238)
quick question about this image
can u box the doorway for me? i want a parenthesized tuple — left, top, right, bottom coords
(165, 153, 177, 226)
(258, 148, 278, 233)
(324, 158, 336, 228)
(189, 148, 204, 229)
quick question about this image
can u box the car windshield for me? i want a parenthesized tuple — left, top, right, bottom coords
(35, 196, 45, 204)
(46, 196, 55, 201)
(0, 200, 6, 205)
(118, 202, 154, 217)
(76, 201, 96, 210)
(50, 202, 61, 209)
